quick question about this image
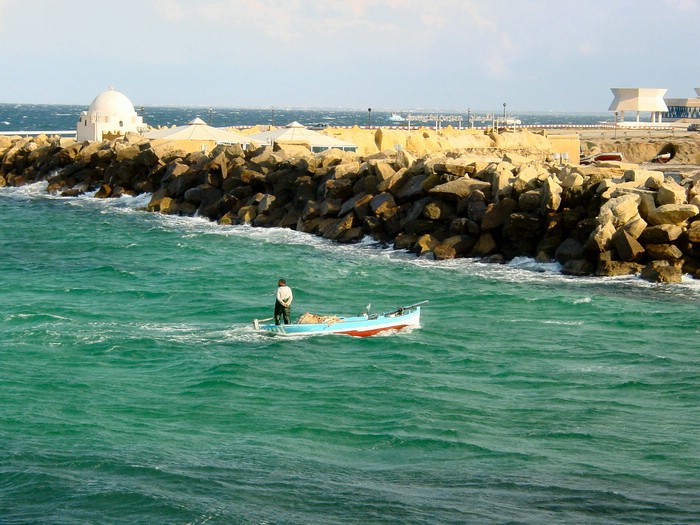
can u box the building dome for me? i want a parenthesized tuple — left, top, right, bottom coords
(77, 87, 144, 141)
(87, 87, 136, 116)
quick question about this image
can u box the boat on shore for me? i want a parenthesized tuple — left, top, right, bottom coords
(651, 152, 672, 164)
(579, 151, 624, 165)
(253, 301, 426, 337)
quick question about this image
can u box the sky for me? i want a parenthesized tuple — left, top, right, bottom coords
(0, 0, 698, 112)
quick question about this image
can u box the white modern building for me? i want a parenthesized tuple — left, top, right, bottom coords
(664, 88, 700, 120)
(608, 88, 668, 125)
(76, 87, 145, 141)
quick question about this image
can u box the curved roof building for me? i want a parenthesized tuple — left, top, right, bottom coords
(77, 87, 145, 141)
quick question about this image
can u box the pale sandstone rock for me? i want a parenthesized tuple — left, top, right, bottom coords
(473, 232, 497, 256)
(623, 168, 664, 188)
(612, 230, 645, 262)
(585, 220, 616, 254)
(641, 260, 683, 283)
(429, 177, 491, 201)
(542, 176, 563, 212)
(646, 204, 699, 226)
(620, 217, 647, 239)
(512, 165, 543, 193)
(395, 149, 415, 170)
(598, 193, 642, 228)
(638, 193, 657, 220)
(502, 152, 531, 167)
(333, 161, 360, 179)
(640, 224, 683, 244)
(686, 221, 700, 243)
(656, 180, 688, 206)
(645, 243, 683, 260)
(561, 172, 584, 189)
(484, 168, 512, 199)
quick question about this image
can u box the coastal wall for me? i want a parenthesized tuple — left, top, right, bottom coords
(2, 130, 700, 283)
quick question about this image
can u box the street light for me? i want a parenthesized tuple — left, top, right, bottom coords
(503, 102, 506, 119)
(208, 107, 213, 125)
(367, 107, 372, 128)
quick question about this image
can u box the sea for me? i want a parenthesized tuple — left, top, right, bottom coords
(1, 105, 700, 525)
(0, 103, 615, 133)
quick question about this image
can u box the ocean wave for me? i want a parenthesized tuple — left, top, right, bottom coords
(6, 184, 700, 303)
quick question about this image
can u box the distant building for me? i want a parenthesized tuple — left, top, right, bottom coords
(608, 88, 668, 125)
(664, 88, 700, 120)
(76, 87, 145, 141)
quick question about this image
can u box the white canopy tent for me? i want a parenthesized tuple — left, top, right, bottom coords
(249, 121, 357, 152)
(145, 117, 257, 148)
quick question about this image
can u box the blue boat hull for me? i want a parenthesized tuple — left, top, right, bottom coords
(257, 306, 421, 337)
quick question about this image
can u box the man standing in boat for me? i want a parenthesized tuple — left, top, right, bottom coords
(274, 279, 293, 325)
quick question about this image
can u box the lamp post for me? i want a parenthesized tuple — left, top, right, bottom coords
(208, 107, 213, 126)
(367, 107, 372, 128)
(503, 102, 506, 119)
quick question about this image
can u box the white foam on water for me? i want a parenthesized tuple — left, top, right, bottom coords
(6, 185, 700, 301)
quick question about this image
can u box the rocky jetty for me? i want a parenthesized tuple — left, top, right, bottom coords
(2, 131, 700, 283)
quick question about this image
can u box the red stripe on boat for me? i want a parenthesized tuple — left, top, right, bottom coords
(338, 323, 412, 337)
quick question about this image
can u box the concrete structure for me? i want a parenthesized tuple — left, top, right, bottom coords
(145, 117, 258, 153)
(609, 88, 668, 125)
(77, 87, 145, 142)
(249, 121, 357, 152)
(664, 88, 700, 120)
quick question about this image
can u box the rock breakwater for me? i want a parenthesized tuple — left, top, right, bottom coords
(2, 131, 700, 283)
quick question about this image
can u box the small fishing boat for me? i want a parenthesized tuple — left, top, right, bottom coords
(389, 112, 406, 122)
(651, 152, 672, 164)
(253, 301, 426, 337)
(579, 152, 624, 165)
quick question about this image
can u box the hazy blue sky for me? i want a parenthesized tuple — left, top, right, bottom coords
(1, 0, 698, 112)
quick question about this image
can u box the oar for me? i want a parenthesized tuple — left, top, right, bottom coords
(383, 300, 428, 316)
(252, 317, 274, 330)
(399, 300, 428, 310)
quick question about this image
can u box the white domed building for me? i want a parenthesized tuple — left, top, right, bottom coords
(76, 87, 145, 141)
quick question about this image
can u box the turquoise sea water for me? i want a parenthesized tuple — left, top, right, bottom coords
(2, 184, 700, 524)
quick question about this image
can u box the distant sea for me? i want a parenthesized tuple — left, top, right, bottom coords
(0, 103, 614, 133)
(2, 106, 700, 525)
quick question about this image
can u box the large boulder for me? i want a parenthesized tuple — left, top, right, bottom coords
(596, 257, 643, 277)
(646, 204, 699, 226)
(656, 179, 687, 206)
(639, 224, 683, 244)
(370, 192, 398, 219)
(555, 237, 584, 265)
(422, 200, 456, 221)
(641, 260, 683, 283)
(541, 175, 563, 212)
(429, 177, 491, 201)
(686, 221, 700, 243)
(598, 193, 641, 228)
(611, 230, 645, 262)
(644, 243, 683, 260)
(481, 198, 518, 230)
